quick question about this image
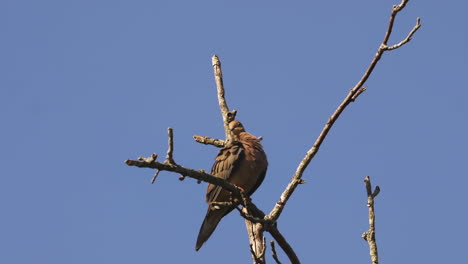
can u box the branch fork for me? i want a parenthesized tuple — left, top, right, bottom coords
(125, 1, 420, 263)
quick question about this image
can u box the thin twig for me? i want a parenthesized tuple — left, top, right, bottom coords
(382, 0, 408, 45)
(351, 87, 367, 102)
(165, 128, 175, 165)
(362, 176, 380, 264)
(147, 153, 159, 184)
(193, 135, 225, 147)
(150, 170, 160, 184)
(384, 17, 421, 50)
(270, 241, 282, 264)
(267, 0, 421, 223)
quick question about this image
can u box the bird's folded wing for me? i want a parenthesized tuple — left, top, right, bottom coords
(206, 142, 244, 203)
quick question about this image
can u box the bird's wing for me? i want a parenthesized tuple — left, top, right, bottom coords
(206, 141, 244, 203)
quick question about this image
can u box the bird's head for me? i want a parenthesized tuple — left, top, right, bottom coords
(228, 120, 245, 137)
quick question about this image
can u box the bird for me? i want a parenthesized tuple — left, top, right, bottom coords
(195, 120, 268, 251)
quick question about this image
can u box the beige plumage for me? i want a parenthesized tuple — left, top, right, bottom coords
(195, 120, 268, 251)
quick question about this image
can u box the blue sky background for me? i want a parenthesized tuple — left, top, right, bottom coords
(2, 0, 467, 263)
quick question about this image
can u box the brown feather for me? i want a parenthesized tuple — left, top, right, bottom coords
(195, 121, 268, 251)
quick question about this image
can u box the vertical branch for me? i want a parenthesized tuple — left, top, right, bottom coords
(212, 55, 237, 142)
(212, 55, 263, 263)
(362, 176, 380, 264)
(166, 128, 175, 165)
(246, 219, 266, 264)
(243, 204, 266, 264)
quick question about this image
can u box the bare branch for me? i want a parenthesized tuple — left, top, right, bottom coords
(126, 154, 270, 223)
(384, 17, 421, 50)
(150, 169, 160, 184)
(126, 158, 243, 196)
(247, 219, 266, 264)
(383, 0, 408, 45)
(362, 176, 380, 264)
(270, 241, 282, 264)
(193, 135, 225, 147)
(146, 154, 160, 184)
(268, 225, 300, 264)
(236, 207, 270, 225)
(351, 87, 367, 102)
(212, 55, 268, 264)
(165, 128, 176, 165)
(212, 55, 237, 142)
(126, 2, 420, 261)
(267, 0, 421, 223)
(249, 237, 267, 264)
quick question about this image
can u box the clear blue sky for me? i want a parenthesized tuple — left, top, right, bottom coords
(2, 1, 467, 263)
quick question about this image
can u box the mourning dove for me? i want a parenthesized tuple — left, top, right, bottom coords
(195, 120, 268, 251)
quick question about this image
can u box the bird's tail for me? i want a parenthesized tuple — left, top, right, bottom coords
(195, 206, 233, 251)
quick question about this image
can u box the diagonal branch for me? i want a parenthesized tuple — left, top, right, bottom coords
(235, 200, 300, 264)
(267, 0, 421, 223)
(382, 0, 408, 45)
(384, 17, 421, 50)
(362, 176, 380, 264)
(269, 225, 300, 264)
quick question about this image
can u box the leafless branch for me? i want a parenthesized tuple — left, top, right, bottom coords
(150, 169, 160, 184)
(362, 176, 380, 264)
(236, 207, 270, 225)
(269, 225, 301, 264)
(151, 128, 176, 183)
(125, 2, 419, 262)
(382, 0, 415, 45)
(147, 154, 160, 184)
(236, 202, 299, 264)
(212, 54, 266, 264)
(126, 157, 245, 196)
(351, 87, 367, 102)
(212, 55, 237, 142)
(165, 128, 175, 165)
(193, 135, 225, 147)
(249, 237, 267, 264)
(267, 0, 421, 223)
(270, 241, 282, 264)
(384, 17, 421, 50)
